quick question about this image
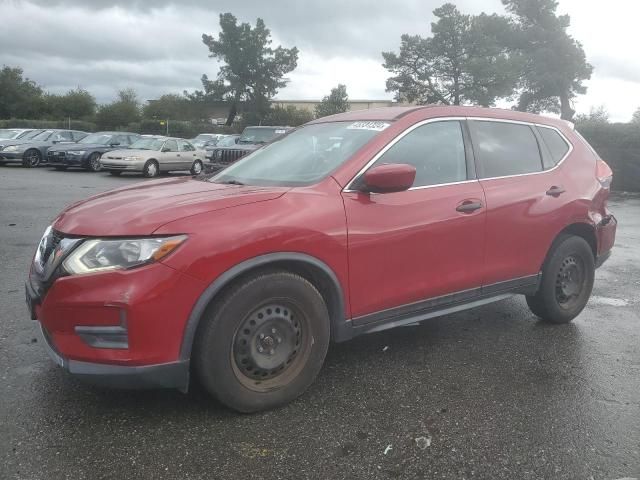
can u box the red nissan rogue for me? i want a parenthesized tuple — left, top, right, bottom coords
(26, 106, 616, 412)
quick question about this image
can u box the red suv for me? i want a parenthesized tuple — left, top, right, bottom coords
(26, 106, 616, 412)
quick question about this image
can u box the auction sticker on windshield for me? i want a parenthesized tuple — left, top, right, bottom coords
(347, 121, 390, 131)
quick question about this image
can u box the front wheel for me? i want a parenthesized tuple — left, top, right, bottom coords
(142, 160, 159, 178)
(190, 159, 203, 175)
(86, 152, 102, 172)
(526, 235, 595, 324)
(194, 272, 330, 412)
(22, 149, 42, 168)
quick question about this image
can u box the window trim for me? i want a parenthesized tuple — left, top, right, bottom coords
(343, 117, 476, 193)
(466, 117, 574, 181)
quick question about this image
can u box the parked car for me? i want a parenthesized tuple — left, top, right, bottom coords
(190, 133, 226, 149)
(47, 132, 140, 172)
(206, 126, 291, 172)
(26, 106, 616, 413)
(100, 136, 204, 177)
(0, 129, 44, 154)
(0, 129, 87, 167)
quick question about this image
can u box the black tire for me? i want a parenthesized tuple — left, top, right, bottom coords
(108, 171, 122, 176)
(86, 152, 102, 172)
(22, 149, 42, 168)
(190, 159, 203, 175)
(526, 234, 595, 324)
(142, 160, 159, 178)
(194, 271, 330, 413)
(53, 166, 68, 171)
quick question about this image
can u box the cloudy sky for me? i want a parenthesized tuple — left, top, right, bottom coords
(1, 0, 639, 121)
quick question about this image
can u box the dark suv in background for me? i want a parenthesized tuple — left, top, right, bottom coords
(47, 132, 139, 172)
(0, 129, 87, 167)
(206, 126, 291, 173)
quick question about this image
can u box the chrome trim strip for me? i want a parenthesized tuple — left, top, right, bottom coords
(343, 116, 575, 192)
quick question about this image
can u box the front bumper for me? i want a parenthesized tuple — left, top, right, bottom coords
(0, 151, 24, 161)
(48, 154, 87, 167)
(38, 323, 190, 391)
(101, 159, 145, 171)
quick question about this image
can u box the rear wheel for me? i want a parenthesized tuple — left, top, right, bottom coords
(142, 160, 159, 178)
(22, 149, 42, 168)
(526, 235, 595, 324)
(86, 152, 102, 172)
(194, 271, 330, 412)
(190, 159, 203, 175)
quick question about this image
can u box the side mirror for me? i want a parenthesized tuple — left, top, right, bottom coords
(361, 163, 416, 193)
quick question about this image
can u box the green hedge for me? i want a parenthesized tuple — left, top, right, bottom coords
(0, 118, 97, 131)
(577, 123, 640, 192)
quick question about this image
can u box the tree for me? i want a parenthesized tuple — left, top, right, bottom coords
(315, 84, 350, 118)
(200, 13, 298, 126)
(45, 88, 96, 120)
(631, 108, 640, 125)
(95, 88, 140, 130)
(0, 66, 45, 119)
(382, 4, 521, 106)
(503, 0, 592, 120)
(574, 105, 609, 126)
(143, 94, 194, 121)
(264, 105, 314, 126)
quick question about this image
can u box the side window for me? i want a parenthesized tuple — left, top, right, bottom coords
(537, 126, 570, 168)
(469, 121, 543, 178)
(55, 131, 73, 141)
(72, 131, 86, 141)
(178, 140, 193, 152)
(164, 140, 178, 152)
(369, 121, 467, 188)
(114, 135, 129, 145)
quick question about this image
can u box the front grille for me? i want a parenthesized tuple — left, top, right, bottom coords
(212, 149, 249, 166)
(47, 151, 66, 162)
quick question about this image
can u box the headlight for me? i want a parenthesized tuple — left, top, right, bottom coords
(123, 156, 140, 162)
(3, 145, 20, 152)
(62, 235, 187, 275)
(69, 150, 86, 155)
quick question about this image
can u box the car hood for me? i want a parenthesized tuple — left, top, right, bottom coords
(0, 139, 36, 148)
(103, 148, 154, 158)
(53, 176, 290, 236)
(49, 143, 106, 152)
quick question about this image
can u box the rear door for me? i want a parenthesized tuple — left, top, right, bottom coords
(343, 119, 487, 320)
(177, 140, 198, 169)
(468, 119, 571, 289)
(159, 139, 179, 171)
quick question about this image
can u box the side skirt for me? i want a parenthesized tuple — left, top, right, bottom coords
(342, 274, 540, 339)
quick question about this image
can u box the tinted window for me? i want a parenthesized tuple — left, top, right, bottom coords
(163, 140, 178, 152)
(538, 126, 570, 168)
(469, 121, 542, 178)
(52, 131, 73, 142)
(178, 140, 194, 152)
(370, 121, 467, 188)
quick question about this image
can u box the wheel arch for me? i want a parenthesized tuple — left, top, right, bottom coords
(179, 252, 349, 362)
(543, 222, 598, 270)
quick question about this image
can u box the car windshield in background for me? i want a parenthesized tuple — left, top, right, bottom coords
(129, 138, 164, 150)
(212, 121, 387, 187)
(0, 129, 23, 139)
(215, 136, 238, 147)
(238, 127, 285, 144)
(31, 130, 55, 141)
(79, 134, 114, 145)
(18, 130, 43, 139)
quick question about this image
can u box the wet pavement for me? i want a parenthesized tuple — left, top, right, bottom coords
(1, 166, 638, 480)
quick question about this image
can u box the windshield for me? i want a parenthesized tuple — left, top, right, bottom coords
(238, 127, 286, 145)
(79, 133, 114, 145)
(212, 122, 387, 186)
(32, 130, 55, 141)
(129, 138, 165, 150)
(18, 129, 43, 139)
(0, 129, 23, 139)
(215, 136, 238, 147)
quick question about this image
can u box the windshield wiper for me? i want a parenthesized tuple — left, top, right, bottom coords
(220, 179, 245, 185)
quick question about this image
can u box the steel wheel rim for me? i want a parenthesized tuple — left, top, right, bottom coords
(231, 301, 310, 392)
(555, 255, 586, 309)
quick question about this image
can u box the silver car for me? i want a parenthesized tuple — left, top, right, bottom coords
(101, 136, 205, 177)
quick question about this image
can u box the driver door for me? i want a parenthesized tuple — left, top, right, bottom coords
(159, 139, 179, 171)
(342, 120, 487, 321)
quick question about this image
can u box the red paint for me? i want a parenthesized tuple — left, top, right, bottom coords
(363, 163, 416, 193)
(31, 106, 616, 368)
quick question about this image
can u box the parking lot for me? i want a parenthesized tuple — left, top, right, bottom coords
(0, 165, 638, 480)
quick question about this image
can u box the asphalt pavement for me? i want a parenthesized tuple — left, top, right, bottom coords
(0, 165, 638, 480)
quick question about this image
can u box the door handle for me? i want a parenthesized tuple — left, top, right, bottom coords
(546, 186, 565, 197)
(456, 200, 483, 213)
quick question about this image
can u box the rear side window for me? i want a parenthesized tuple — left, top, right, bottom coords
(370, 121, 467, 188)
(469, 121, 543, 178)
(538, 126, 570, 168)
